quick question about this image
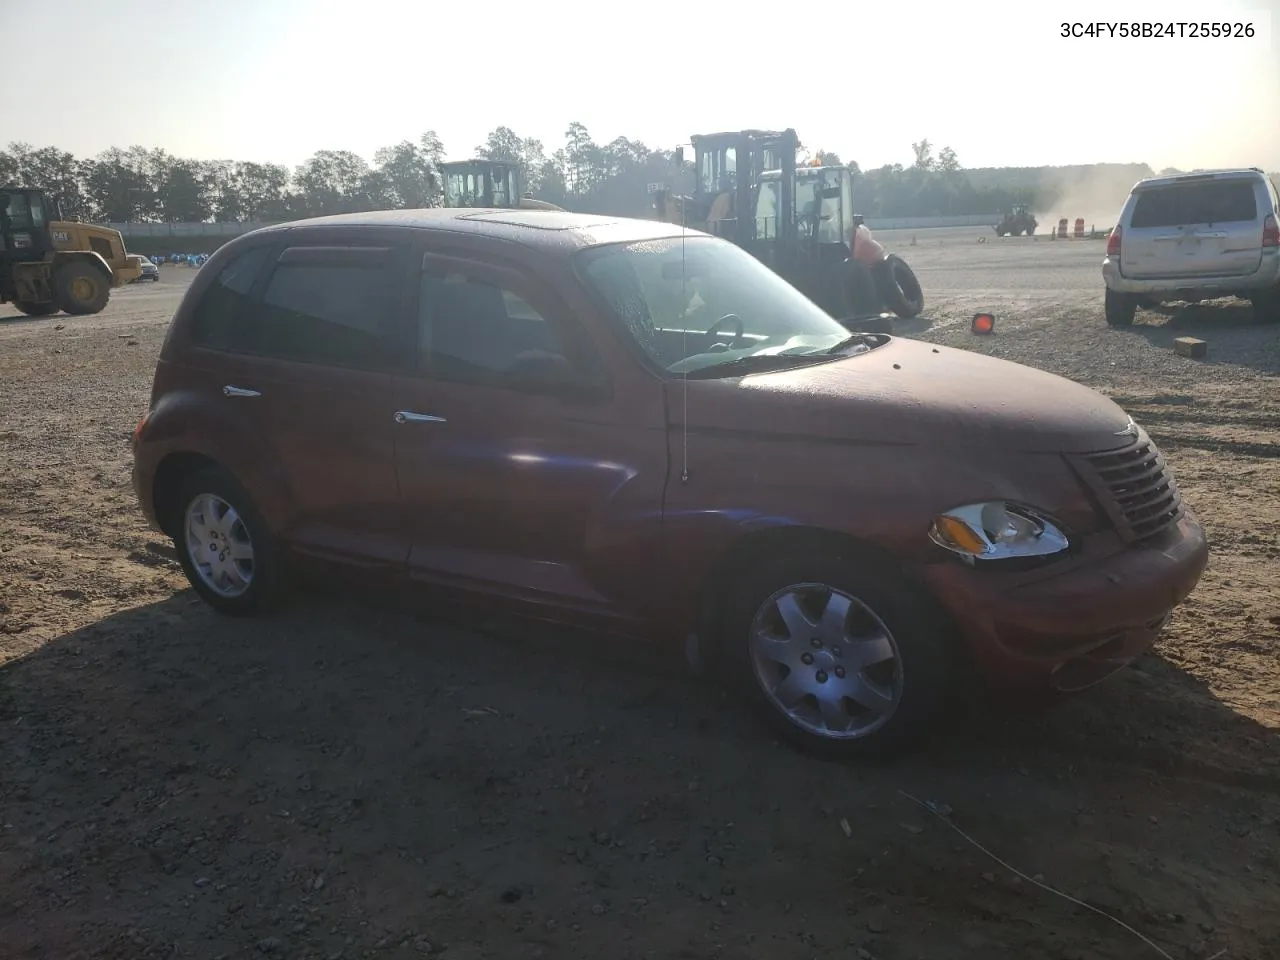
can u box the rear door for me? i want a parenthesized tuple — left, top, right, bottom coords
(1121, 176, 1263, 279)
(214, 240, 412, 570)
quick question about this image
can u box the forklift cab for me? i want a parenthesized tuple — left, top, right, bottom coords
(0, 187, 62, 260)
(440, 160, 524, 208)
(686, 128, 800, 248)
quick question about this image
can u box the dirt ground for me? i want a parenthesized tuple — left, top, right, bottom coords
(2, 233, 1278, 960)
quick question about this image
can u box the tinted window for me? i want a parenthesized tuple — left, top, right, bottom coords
(1131, 181, 1258, 228)
(189, 246, 271, 349)
(418, 271, 568, 387)
(247, 260, 396, 370)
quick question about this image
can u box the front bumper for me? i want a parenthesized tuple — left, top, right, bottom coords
(922, 509, 1209, 693)
(1103, 250, 1280, 297)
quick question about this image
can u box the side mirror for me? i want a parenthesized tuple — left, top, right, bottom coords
(674, 146, 685, 165)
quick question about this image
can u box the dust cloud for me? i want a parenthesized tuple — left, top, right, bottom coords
(1033, 164, 1152, 233)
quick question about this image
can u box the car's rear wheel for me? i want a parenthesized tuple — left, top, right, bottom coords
(172, 467, 281, 616)
(717, 551, 951, 759)
(1249, 288, 1280, 324)
(1104, 288, 1137, 327)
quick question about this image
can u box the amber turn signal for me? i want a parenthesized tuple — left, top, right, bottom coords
(972, 313, 995, 335)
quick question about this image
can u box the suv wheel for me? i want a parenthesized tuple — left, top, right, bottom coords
(172, 467, 281, 615)
(1104, 288, 1137, 327)
(717, 552, 951, 759)
(1249, 288, 1280, 324)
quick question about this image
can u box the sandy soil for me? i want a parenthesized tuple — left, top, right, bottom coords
(2, 238, 1278, 960)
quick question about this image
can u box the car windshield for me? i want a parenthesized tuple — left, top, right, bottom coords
(575, 235, 859, 377)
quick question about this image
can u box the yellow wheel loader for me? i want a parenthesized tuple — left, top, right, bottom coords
(1, 187, 141, 317)
(439, 160, 564, 211)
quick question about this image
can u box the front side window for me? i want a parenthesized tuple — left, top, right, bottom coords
(3, 192, 33, 230)
(188, 245, 272, 349)
(247, 259, 395, 369)
(417, 270, 573, 390)
(576, 235, 856, 377)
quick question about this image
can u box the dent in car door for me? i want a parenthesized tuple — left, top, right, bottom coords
(390, 251, 668, 624)
(229, 242, 412, 568)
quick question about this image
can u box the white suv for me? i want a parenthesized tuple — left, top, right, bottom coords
(1102, 168, 1280, 326)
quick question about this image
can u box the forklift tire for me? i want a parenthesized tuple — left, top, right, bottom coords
(53, 261, 111, 315)
(875, 255, 924, 319)
(12, 301, 59, 317)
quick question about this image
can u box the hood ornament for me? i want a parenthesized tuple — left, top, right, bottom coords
(1115, 418, 1138, 438)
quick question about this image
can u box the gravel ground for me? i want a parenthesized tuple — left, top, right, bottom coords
(2, 236, 1279, 960)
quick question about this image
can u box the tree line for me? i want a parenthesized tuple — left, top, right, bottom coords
(1, 124, 1105, 225)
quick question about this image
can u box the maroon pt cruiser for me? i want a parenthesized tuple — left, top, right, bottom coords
(131, 209, 1210, 758)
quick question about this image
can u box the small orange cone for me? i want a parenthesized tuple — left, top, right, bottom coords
(972, 313, 995, 335)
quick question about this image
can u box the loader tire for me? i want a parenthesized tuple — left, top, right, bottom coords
(13, 300, 58, 317)
(875, 255, 924, 319)
(54, 261, 110, 315)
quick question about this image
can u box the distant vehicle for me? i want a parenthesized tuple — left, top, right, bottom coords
(994, 204, 1037, 237)
(128, 253, 160, 282)
(131, 208, 1208, 759)
(652, 128, 923, 324)
(1103, 168, 1280, 326)
(439, 159, 563, 211)
(0, 186, 141, 316)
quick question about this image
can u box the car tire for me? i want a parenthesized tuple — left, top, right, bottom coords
(1249, 288, 1280, 324)
(716, 550, 952, 760)
(1104, 288, 1137, 327)
(171, 466, 282, 616)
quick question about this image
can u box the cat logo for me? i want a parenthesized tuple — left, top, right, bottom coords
(52, 230, 70, 243)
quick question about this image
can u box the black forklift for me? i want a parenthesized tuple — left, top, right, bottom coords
(438, 160, 563, 211)
(652, 129, 922, 325)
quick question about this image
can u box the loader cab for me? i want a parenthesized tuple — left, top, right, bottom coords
(688, 128, 800, 249)
(0, 187, 59, 260)
(758, 164, 854, 247)
(440, 160, 524, 208)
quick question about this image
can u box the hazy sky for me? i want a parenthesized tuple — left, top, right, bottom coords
(4, 0, 1278, 172)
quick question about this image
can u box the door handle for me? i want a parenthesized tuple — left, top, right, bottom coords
(394, 411, 447, 424)
(223, 385, 261, 398)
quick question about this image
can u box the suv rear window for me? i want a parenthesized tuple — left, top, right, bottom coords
(1130, 180, 1258, 228)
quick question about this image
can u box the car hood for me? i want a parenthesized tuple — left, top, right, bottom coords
(679, 337, 1134, 454)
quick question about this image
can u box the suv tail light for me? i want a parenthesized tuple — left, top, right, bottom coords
(1106, 226, 1121, 257)
(1263, 214, 1279, 248)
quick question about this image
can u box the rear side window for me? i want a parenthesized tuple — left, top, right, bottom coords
(189, 245, 271, 349)
(248, 259, 396, 370)
(1130, 181, 1258, 228)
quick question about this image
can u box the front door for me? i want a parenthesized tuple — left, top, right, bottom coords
(389, 248, 668, 628)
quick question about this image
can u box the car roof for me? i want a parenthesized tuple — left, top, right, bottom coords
(252, 207, 707, 251)
(1133, 168, 1267, 191)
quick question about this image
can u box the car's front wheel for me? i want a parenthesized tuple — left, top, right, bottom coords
(718, 551, 951, 759)
(172, 467, 281, 615)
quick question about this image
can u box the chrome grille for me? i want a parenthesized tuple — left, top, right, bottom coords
(1079, 431, 1183, 542)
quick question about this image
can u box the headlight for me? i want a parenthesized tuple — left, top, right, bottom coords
(929, 501, 1070, 563)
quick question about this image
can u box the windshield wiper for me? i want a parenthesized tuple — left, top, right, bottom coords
(681, 353, 835, 380)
